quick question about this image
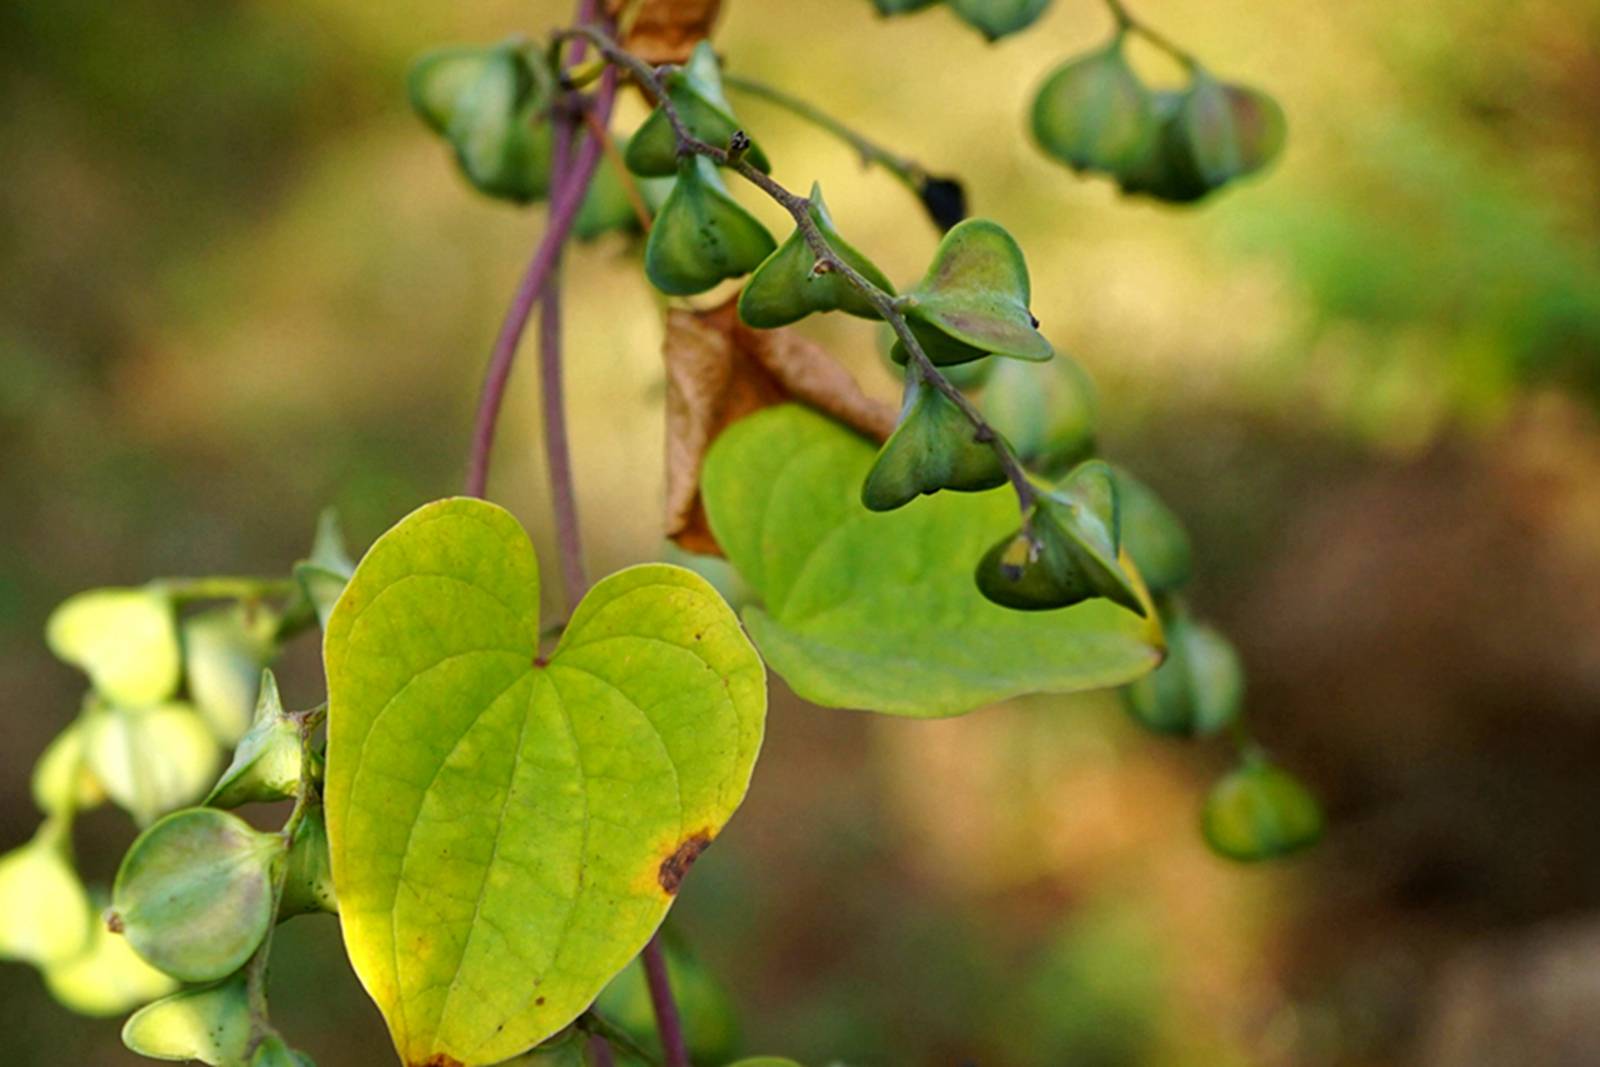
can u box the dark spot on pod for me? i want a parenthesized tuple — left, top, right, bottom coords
(658, 831, 713, 894)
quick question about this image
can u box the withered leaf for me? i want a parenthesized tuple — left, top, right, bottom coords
(664, 296, 896, 555)
(607, 0, 723, 65)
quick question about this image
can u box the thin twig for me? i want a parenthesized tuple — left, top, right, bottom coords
(564, 25, 1037, 514)
(1104, 0, 1197, 68)
(640, 935, 690, 1067)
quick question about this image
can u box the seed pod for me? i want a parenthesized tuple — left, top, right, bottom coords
(975, 460, 1144, 614)
(122, 973, 253, 1066)
(1031, 39, 1158, 177)
(46, 587, 181, 708)
(0, 820, 93, 966)
(871, 0, 940, 13)
(861, 370, 1008, 511)
(979, 353, 1096, 476)
(947, 0, 1052, 41)
(738, 183, 895, 328)
(1113, 91, 1209, 203)
(282, 508, 356, 636)
(625, 42, 770, 177)
(1123, 612, 1242, 737)
(575, 139, 644, 241)
(645, 156, 777, 296)
(878, 324, 993, 390)
(44, 899, 177, 1017)
(250, 1035, 316, 1067)
(1202, 757, 1323, 861)
(83, 702, 221, 826)
(278, 805, 336, 918)
(408, 45, 495, 134)
(1174, 71, 1286, 189)
(205, 670, 302, 809)
(446, 43, 558, 203)
(184, 606, 274, 745)
(112, 808, 284, 982)
(1111, 465, 1192, 595)
(891, 219, 1054, 367)
(31, 720, 106, 816)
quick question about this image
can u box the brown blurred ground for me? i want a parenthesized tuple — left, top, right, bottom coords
(4, 0, 1600, 1064)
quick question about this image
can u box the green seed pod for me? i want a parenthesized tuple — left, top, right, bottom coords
(871, 0, 940, 13)
(0, 820, 93, 966)
(250, 1035, 316, 1067)
(975, 460, 1144, 615)
(1031, 39, 1158, 177)
(979, 352, 1096, 476)
(278, 805, 336, 918)
(738, 183, 895, 328)
(644, 156, 777, 296)
(625, 42, 770, 177)
(184, 606, 274, 745)
(891, 218, 1053, 367)
(574, 147, 642, 242)
(122, 973, 253, 1066)
(282, 509, 356, 637)
(31, 720, 106, 816)
(408, 45, 495, 134)
(83, 702, 222, 826)
(862, 370, 1008, 511)
(444, 43, 557, 203)
(1111, 466, 1192, 595)
(1115, 91, 1213, 204)
(1174, 71, 1286, 189)
(46, 586, 181, 708)
(112, 808, 284, 982)
(595, 931, 740, 1064)
(1123, 612, 1242, 737)
(878, 324, 992, 390)
(44, 897, 178, 1017)
(947, 0, 1052, 41)
(1202, 757, 1323, 861)
(205, 670, 302, 809)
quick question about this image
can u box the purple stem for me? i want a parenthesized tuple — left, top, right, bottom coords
(641, 934, 691, 1067)
(536, 200, 588, 610)
(463, 66, 618, 499)
(587, 1033, 617, 1067)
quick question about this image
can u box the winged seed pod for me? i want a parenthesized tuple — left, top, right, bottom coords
(1031, 39, 1158, 177)
(278, 804, 336, 918)
(1175, 70, 1287, 189)
(31, 720, 106, 816)
(1202, 756, 1323, 861)
(0, 819, 93, 967)
(82, 702, 221, 826)
(738, 183, 894, 328)
(204, 670, 302, 809)
(947, 0, 1052, 41)
(625, 41, 771, 177)
(891, 218, 1054, 367)
(978, 353, 1096, 476)
(1123, 612, 1242, 737)
(183, 605, 274, 745)
(42, 901, 177, 1017)
(111, 808, 284, 982)
(122, 973, 253, 1066)
(1111, 465, 1192, 595)
(645, 155, 777, 296)
(250, 1035, 317, 1067)
(861, 370, 1008, 511)
(975, 460, 1144, 614)
(46, 586, 181, 709)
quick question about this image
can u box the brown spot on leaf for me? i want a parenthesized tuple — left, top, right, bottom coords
(536, 996, 546, 1006)
(416, 1056, 464, 1067)
(658, 831, 713, 894)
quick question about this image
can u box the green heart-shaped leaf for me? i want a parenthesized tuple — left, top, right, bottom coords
(947, 0, 1051, 41)
(737, 183, 894, 328)
(1123, 612, 1241, 737)
(324, 498, 765, 1066)
(1202, 758, 1322, 862)
(701, 405, 1160, 717)
(1031, 40, 1158, 176)
(645, 156, 777, 296)
(122, 973, 253, 1066)
(624, 43, 770, 177)
(892, 219, 1053, 366)
(861, 369, 1007, 511)
(47, 587, 181, 708)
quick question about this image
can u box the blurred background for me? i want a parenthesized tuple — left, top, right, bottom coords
(4, 0, 1600, 1063)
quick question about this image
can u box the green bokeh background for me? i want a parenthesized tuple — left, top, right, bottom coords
(4, 1, 1600, 1064)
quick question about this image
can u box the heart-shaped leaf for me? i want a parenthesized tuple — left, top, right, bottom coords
(31, 721, 106, 816)
(324, 498, 765, 1066)
(625, 42, 770, 177)
(737, 183, 894, 328)
(645, 156, 777, 296)
(861, 369, 1007, 512)
(701, 405, 1160, 717)
(891, 219, 1053, 367)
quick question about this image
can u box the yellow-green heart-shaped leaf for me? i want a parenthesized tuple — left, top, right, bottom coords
(1031, 40, 1158, 177)
(645, 156, 777, 296)
(1202, 758, 1322, 862)
(624, 42, 770, 177)
(893, 219, 1053, 367)
(184, 606, 274, 745)
(701, 405, 1159, 716)
(122, 973, 253, 1066)
(47, 587, 181, 708)
(947, 0, 1051, 41)
(43, 902, 178, 1017)
(324, 498, 765, 1066)
(737, 183, 893, 328)
(861, 369, 1007, 512)
(83, 703, 222, 826)
(0, 819, 94, 966)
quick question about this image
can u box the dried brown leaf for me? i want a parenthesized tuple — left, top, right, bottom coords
(607, 0, 723, 65)
(663, 296, 896, 555)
